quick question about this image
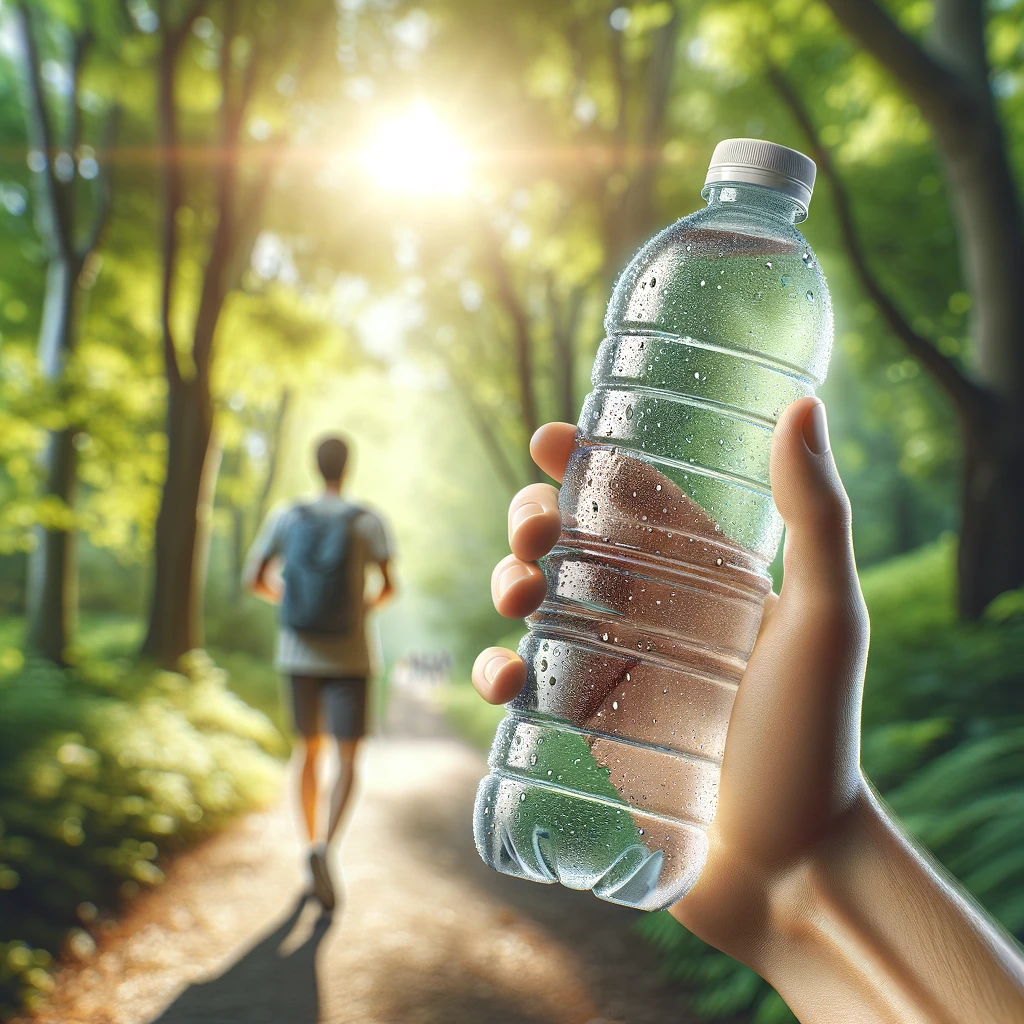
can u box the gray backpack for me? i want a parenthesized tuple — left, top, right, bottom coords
(280, 504, 362, 634)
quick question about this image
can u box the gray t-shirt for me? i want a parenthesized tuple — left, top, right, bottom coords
(245, 494, 392, 676)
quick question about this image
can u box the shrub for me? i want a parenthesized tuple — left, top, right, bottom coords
(0, 650, 285, 1015)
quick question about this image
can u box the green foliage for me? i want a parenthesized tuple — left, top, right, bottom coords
(636, 539, 1024, 1020)
(0, 650, 284, 1016)
(436, 682, 509, 752)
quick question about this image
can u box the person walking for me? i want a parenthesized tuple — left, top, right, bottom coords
(245, 435, 394, 911)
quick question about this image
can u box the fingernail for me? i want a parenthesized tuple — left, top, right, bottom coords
(497, 563, 532, 598)
(484, 655, 509, 684)
(511, 502, 545, 534)
(802, 400, 830, 455)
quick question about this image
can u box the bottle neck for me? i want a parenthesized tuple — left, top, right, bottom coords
(700, 181, 806, 224)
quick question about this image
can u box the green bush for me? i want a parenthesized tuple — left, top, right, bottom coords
(0, 650, 285, 1015)
(637, 537, 1024, 1021)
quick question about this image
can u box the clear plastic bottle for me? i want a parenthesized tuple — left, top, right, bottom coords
(474, 140, 833, 911)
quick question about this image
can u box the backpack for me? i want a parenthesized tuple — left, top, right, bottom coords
(280, 503, 363, 634)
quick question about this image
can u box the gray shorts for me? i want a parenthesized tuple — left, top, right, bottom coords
(287, 675, 368, 740)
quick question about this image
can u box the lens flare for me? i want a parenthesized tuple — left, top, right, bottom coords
(361, 103, 470, 196)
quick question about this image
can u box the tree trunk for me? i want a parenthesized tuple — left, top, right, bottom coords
(958, 405, 1024, 618)
(227, 502, 245, 602)
(25, 255, 81, 663)
(26, 428, 77, 661)
(254, 387, 291, 529)
(140, 377, 214, 666)
(818, 0, 1024, 617)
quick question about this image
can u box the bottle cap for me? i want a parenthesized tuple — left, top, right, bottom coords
(703, 138, 816, 217)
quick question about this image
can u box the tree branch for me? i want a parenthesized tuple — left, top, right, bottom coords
(546, 275, 589, 424)
(820, 0, 972, 126)
(449, 368, 526, 495)
(767, 65, 987, 419)
(13, 1, 73, 257)
(78, 103, 121, 260)
(166, 0, 209, 50)
(254, 387, 291, 529)
(156, 8, 186, 389)
(931, 0, 988, 89)
(192, 0, 248, 381)
(480, 222, 541, 467)
(65, 28, 93, 153)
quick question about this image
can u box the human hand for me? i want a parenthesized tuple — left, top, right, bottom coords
(472, 397, 868, 960)
(472, 398, 1024, 1022)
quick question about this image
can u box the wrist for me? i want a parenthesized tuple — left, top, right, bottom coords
(757, 782, 879, 974)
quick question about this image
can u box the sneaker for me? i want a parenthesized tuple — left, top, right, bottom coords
(308, 843, 335, 911)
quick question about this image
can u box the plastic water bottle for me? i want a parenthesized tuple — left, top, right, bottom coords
(474, 140, 832, 911)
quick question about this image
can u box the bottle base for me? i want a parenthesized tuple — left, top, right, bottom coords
(474, 773, 708, 913)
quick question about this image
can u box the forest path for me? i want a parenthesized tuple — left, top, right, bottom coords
(19, 690, 710, 1024)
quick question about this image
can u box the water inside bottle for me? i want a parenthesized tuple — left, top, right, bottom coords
(475, 203, 829, 911)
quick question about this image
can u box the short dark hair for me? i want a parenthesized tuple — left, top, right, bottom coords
(316, 436, 349, 482)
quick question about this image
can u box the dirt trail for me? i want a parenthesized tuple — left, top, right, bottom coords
(18, 692, 713, 1024)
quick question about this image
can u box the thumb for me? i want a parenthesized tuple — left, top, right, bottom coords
(770, 397, 858, 599)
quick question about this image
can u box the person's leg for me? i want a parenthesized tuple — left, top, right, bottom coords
(287, 676, 324, 844)
(299, 734, 323, 843)
(323, 677, 368, 847)
(326, 738, 360, 844)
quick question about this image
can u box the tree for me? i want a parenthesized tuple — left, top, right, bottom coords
(140, 0, 337, 666)
(385, 0, 683, 492)
(813, 0, 1024, 618)
(11, 0, 119, 663)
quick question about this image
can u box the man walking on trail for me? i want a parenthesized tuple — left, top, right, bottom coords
(245, 436, 394, 911)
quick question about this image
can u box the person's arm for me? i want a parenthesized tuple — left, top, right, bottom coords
(242, 507, 285, 604)
(749, 788, 1024, 1024)
(471, 398, 1024, 1024)
(362, 510, 396, 610)
(246, 555, 282, 604)
(368, 559, 395, 609)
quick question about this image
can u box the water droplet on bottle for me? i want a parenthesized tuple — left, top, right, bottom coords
(539, 658, 548, 672)
(806, 290, 814, 301)
(530, 753, 537, 765)
(655, 483, 662, 491)
(780, 274, 791, 287)
(519, 792, 526, 802)
(700, 280, 706, 287)
(649, 275, 656, 288)
(602, 632, 609, 641)
(638, 828, 645, 835)
(612, 701, 619, 710)
(625, 404, 633, 419)
(765, 261, 772, 269)
(716, 557, 723, 565)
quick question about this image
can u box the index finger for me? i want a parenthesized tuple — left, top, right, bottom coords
(530, 422, 577, 483)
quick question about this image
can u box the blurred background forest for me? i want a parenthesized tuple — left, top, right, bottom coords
(0, 0, 1022, 1020)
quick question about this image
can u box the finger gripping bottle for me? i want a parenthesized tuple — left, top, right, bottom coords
(474, 140, 832, 911)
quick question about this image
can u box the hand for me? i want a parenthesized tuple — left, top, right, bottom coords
(368, 581, 395, 610)
(472, 396, 865, 957)
(472, 399, 1024, 1022)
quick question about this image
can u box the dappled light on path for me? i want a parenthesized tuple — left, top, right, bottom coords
(20, 695, 707, 1024)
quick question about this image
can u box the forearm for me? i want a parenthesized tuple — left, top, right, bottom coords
(759, 785, 1024, 1024)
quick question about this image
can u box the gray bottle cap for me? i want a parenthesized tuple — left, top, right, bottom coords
(703, 138, 817, 218)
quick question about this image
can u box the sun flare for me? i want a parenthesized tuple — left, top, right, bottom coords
(361, 103, 471, 197)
